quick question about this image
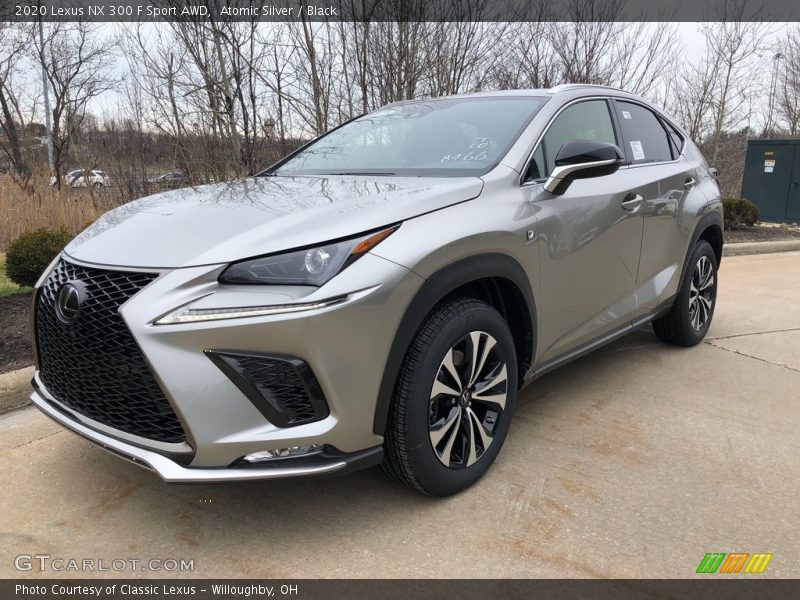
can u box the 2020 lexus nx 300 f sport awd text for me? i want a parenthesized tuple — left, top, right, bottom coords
(31, 85, 723, 496)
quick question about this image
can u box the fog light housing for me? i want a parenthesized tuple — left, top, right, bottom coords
(242, 444, 323, 463)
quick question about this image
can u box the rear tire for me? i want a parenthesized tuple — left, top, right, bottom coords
(652, 240, 718, 346)
(383, 298, 518, 496)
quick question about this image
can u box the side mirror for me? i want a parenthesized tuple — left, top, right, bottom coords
(544, 140, 625, 195)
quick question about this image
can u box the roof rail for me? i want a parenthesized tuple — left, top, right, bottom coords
(547, 83, 627, 95)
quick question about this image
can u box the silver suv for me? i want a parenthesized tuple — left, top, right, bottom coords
(31, 85, 722, 496)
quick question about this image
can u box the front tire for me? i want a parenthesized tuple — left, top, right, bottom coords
(652, 240, 718, 346)
(383, 298, 518, 496)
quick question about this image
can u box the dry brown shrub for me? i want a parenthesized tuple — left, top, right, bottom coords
(0, 173, 120, 251)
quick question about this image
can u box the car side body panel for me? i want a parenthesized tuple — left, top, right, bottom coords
(524, 168, 648, 362)
(633, 154, 718, 317)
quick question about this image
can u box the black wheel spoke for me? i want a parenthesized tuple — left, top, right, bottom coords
(429, 330, 507, 469)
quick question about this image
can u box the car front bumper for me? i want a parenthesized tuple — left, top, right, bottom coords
(30, 252, 424, 481)
(30, 382, 383, 482)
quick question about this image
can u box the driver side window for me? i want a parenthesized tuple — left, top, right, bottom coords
(537, 100, 618, 178)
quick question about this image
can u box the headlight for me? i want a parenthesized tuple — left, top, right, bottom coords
(218, 225, 399, 286)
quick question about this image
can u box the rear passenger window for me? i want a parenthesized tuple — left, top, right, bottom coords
(613, 101, 672, 164)
(540, 100, 617, 177)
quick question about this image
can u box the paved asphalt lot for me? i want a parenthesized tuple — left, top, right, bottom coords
(1, 252, 798, 579)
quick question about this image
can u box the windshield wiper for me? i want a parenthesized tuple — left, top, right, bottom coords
(329, 171, 397, 176)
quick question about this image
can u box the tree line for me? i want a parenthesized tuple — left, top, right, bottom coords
(0, 0, 797, 199)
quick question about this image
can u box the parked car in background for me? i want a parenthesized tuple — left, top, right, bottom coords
(50, 169, 111, 188)
(149, 170, 188, 188)
(31, 85, 723, 496)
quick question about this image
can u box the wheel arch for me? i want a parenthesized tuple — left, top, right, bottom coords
(373, 253, 536, 436)
(683, 211, 724, 281)
(698, 222, 723, 267)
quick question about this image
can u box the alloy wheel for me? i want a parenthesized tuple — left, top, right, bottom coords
(428, 331, 508, 469)
(689, 255, 715, 331)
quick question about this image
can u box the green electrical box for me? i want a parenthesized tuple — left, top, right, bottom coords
(741, 139, 800, 223)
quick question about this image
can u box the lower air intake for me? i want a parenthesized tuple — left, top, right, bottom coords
(206, 351, 329, 428)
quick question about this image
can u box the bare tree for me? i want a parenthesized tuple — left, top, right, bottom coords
(119, 25, 195, 178)
(699, 12, 770, 164)
(0, 23, 33, 181)
(222, 21, 275, 174)
(490, 21, 560, 90)
(33, 21, 117, 188)
(610, 22, 682, 98)
(267, 41, 292, 153)
(337, 1, 380, 115)
(296, 16, 335, 134)
(364, 0, 430, 106)
(488, 7, 679, 100)
(777, 27, 800, 135)
(426, 21, 500, 96)
(665, 44, 722, 140)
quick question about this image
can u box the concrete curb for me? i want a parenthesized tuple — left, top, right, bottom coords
(0, 366, 33, 414)
(723, 240, 800, 257)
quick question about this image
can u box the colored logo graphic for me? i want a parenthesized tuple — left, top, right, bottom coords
(696, 553, 773, 574)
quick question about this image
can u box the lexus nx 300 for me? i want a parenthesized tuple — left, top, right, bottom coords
(31, 84, 723, 495)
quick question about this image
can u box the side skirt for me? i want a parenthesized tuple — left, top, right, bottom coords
(521, 302, 673, 386)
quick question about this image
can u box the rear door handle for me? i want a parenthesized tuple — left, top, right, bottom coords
(620, 193, 643, 212)
(684, 176, 696, 189)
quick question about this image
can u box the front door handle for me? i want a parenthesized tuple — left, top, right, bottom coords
(684, 176, 696, 189)
(620, 193, 643, 212)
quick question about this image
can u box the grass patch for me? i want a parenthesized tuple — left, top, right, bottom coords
(0, 254, 32, 298)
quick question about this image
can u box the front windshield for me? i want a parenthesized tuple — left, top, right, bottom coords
(272, 96, 547, 177)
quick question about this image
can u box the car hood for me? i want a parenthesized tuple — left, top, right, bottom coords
(65, 175, 483, 268)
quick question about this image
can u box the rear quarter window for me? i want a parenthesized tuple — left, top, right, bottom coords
(663, 120, 685, 159)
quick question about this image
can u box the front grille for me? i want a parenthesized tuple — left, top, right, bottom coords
(206, 351, 329, 427)
(35, 259, 186, 443)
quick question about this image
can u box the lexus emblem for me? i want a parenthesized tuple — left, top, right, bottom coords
(55, 281, 87, 325)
